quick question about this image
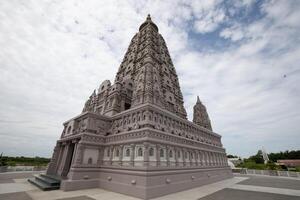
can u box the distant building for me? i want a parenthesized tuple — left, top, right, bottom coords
(277, 160, 300, 167)
(38, 15, 232, 199)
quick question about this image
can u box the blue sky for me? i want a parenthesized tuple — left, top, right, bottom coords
(0, 0, 299, 158)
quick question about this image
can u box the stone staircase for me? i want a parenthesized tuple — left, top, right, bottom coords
(28, 174, 61, 191)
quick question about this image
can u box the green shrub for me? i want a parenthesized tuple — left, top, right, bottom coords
(0, 156, 50, 166)
(266, 161, 277, 170)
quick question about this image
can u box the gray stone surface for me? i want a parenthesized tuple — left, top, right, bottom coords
(0, 191, 32, 200)
(198, 188, 300, 200)
(238, 175, 300, 190)
(56, 196, 95, 200)
(1, 175, 300, 200)
(0, 171, 41, 179)
(0, 179, 14, 183)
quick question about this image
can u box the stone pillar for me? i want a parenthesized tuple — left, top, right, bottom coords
(58, 142, 69, 173)
(214, 153, 217, 166)
(195, 150, 199, 166)
(166, 146, 170, 167)
(70, 143, 77, 166)
(156, 144, 160, 166)
(70, 140, 79, 167)
(188, 151, 191, 166)
(197, 151, 202, 166)
(204, 151, 208, 166)
(200, 151, 203, 166)
(174, 148, 178, 167)
(183, 149, 186, 167)
(119, 145, 123, 166)
(130, 144, 135, 166)
(220, 153, 224, 166)
(144, 142, 149, 166)
(109, 146, 113, 165)
(178, 148, 183, 167)
(97, 146, 104, 165)
(55, 143, 65, 173)
(61, 142, 74, 177)
(221, 154, 224, 166)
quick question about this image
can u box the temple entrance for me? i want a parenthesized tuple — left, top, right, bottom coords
(61, 143, 75, 177)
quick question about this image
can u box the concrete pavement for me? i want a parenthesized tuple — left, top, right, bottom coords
(0, 172, 300, 200)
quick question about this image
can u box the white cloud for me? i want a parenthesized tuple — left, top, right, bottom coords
(191, 0, 226, 34)
(179, 0, 300, 157)
(220, 24, 245, 41)
(194, 9, 225, 33)
(0, 0, 299, 158)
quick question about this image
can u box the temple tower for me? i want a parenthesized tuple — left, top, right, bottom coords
(44, 15, 231, 200)
(193, 96, 212, 131)
(82, 14, 187, 119)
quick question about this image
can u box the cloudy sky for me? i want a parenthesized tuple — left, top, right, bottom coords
(0, 0, 299, 158)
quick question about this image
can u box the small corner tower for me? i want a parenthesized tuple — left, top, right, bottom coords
(193, 96, 212, 131)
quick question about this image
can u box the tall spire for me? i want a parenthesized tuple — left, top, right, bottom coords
(193, 96, 212, 130)
(197, 96, 201, 104)
(82, 15, 187, 118)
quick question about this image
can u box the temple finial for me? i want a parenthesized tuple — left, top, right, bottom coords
(147, 14, 151, 21)
(197, 96, 201, 103)
(139, 14, 158, 32)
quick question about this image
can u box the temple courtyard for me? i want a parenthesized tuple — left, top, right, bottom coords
(0, 172, 299, 200)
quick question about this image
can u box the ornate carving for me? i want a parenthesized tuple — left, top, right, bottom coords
(49, 15, 229, 178)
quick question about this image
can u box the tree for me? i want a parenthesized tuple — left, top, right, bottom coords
(248, 150, 264, 164)
(227, 154, 238, 158)
(266, 161, 276, 170)
(268, 150, 300, 162)
(0, 153, 8, 166)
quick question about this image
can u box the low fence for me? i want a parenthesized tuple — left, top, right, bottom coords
(0, 166, 47, 173)
(0, 170, 45, 179)
(238, 168, 300, 178)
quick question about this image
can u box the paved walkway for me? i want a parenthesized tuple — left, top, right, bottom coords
(0, 173, 299, 200)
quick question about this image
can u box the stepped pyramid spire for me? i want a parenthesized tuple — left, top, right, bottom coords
(83, 14, 187, 118)
(193, 96, 212, 130)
